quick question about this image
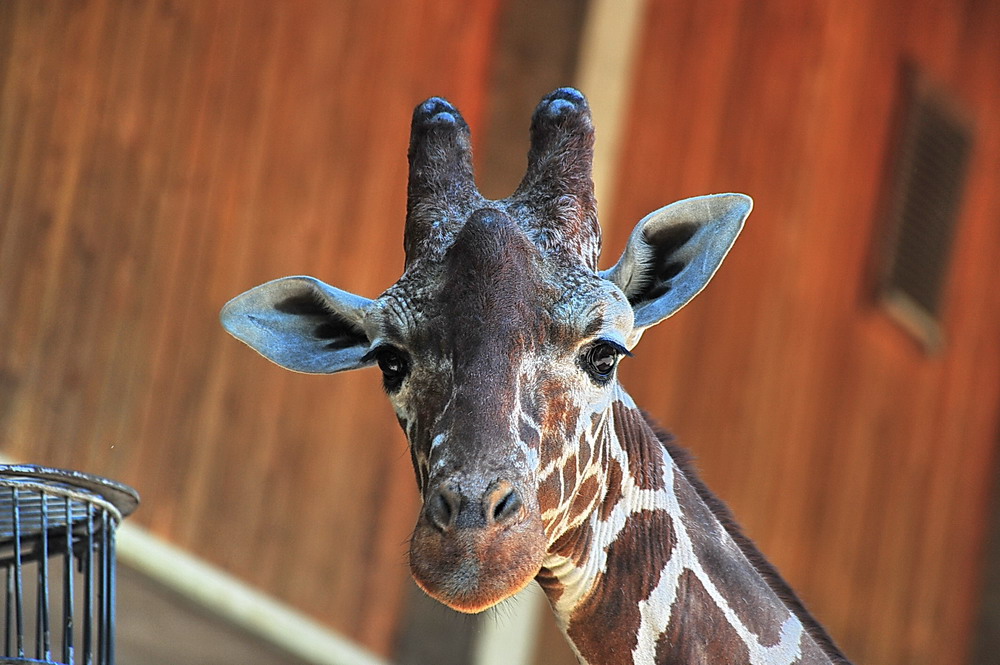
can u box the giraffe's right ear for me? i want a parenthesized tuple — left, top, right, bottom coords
(600, 194, 751, 335)
(220, 276, 373, 374)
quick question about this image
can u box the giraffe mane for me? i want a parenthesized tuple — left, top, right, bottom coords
(642, 412, 852, 664)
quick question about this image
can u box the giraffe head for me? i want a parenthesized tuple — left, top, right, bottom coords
(221, 89, 751, 613)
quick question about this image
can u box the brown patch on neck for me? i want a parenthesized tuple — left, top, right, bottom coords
(540, 376, 582, 441)
(598, 458, 624, 522)
(654, 569, 751, 664)
(567, 509, 675, 664)
(550, 518, 594, 564)
(577, 425, 594, 469)
(644, 413, 852, 664)
(561, 453, 578, 497)
(672, 468, 789, 647)
(536, 566, 564, 602)
(567, 473, 600, 524)
(537, 465, 563, 515)
(535, 383, 585, 518)
(612, 401, 665, 490)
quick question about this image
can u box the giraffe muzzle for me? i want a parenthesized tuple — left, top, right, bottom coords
(409, 475, 546, 613)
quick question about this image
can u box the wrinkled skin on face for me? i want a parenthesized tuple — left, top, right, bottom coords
(365, 207, 635, 612)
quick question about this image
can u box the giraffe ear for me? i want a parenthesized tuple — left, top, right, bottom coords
(601, 194, 751, 332)
(220, 276, 373, 374)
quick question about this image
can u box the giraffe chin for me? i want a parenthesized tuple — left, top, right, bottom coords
(408, 521, 546, 614)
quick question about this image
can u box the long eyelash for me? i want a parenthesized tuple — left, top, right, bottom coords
(599, 339, 633, 358)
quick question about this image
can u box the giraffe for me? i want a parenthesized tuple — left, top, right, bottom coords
(221, 88, 851, 665)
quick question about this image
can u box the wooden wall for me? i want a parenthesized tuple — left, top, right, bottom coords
(2, 2, 1000, 665)
(0, 0, 501, 657)
(587, 2, 1000, 664)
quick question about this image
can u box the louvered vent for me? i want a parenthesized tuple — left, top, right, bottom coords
(879, 76, 973, 350)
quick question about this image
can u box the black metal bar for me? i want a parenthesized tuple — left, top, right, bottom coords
(38, 493, 44, 658)
(107, 524, 116, 665)
(83, 510, 93, 665)
(5, 564, 12, 657)
(40, 493, 51, 661)
(64, 497, 74, 665)
(11, 489, 23, 658)
(96, 512, 106, 665)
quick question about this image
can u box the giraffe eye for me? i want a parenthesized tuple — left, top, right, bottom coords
(582, 341, 625, 383)
(365, 345, 410, 392)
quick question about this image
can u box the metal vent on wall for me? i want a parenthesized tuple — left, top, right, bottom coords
(878, 72, 973, 350)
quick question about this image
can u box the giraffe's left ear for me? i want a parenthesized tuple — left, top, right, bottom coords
(600, 193, 751, 334)
(220, 276, 373, 374)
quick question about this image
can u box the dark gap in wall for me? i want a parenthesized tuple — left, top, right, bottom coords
(873, 65, 973, 352)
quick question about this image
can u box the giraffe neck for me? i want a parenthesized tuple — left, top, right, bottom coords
(536, 390, 847, 665)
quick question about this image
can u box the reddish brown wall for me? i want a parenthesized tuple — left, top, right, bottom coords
(595, 2, 1000, 664)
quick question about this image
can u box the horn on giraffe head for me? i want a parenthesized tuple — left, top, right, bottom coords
(510, 88, 601, 270)
(404, 97, 481, 266)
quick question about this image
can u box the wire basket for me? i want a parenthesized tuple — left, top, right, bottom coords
(0, 466, 138, 665)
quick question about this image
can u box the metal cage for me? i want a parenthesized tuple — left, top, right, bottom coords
(0, 466, 138, 665)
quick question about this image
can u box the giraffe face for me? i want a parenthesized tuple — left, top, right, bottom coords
(221, 88, 751, 617)
(363, 207, 635, 613)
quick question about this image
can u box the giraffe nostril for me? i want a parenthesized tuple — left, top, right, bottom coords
(426, 484, 462, 531)
(487, 482, 522, 525)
